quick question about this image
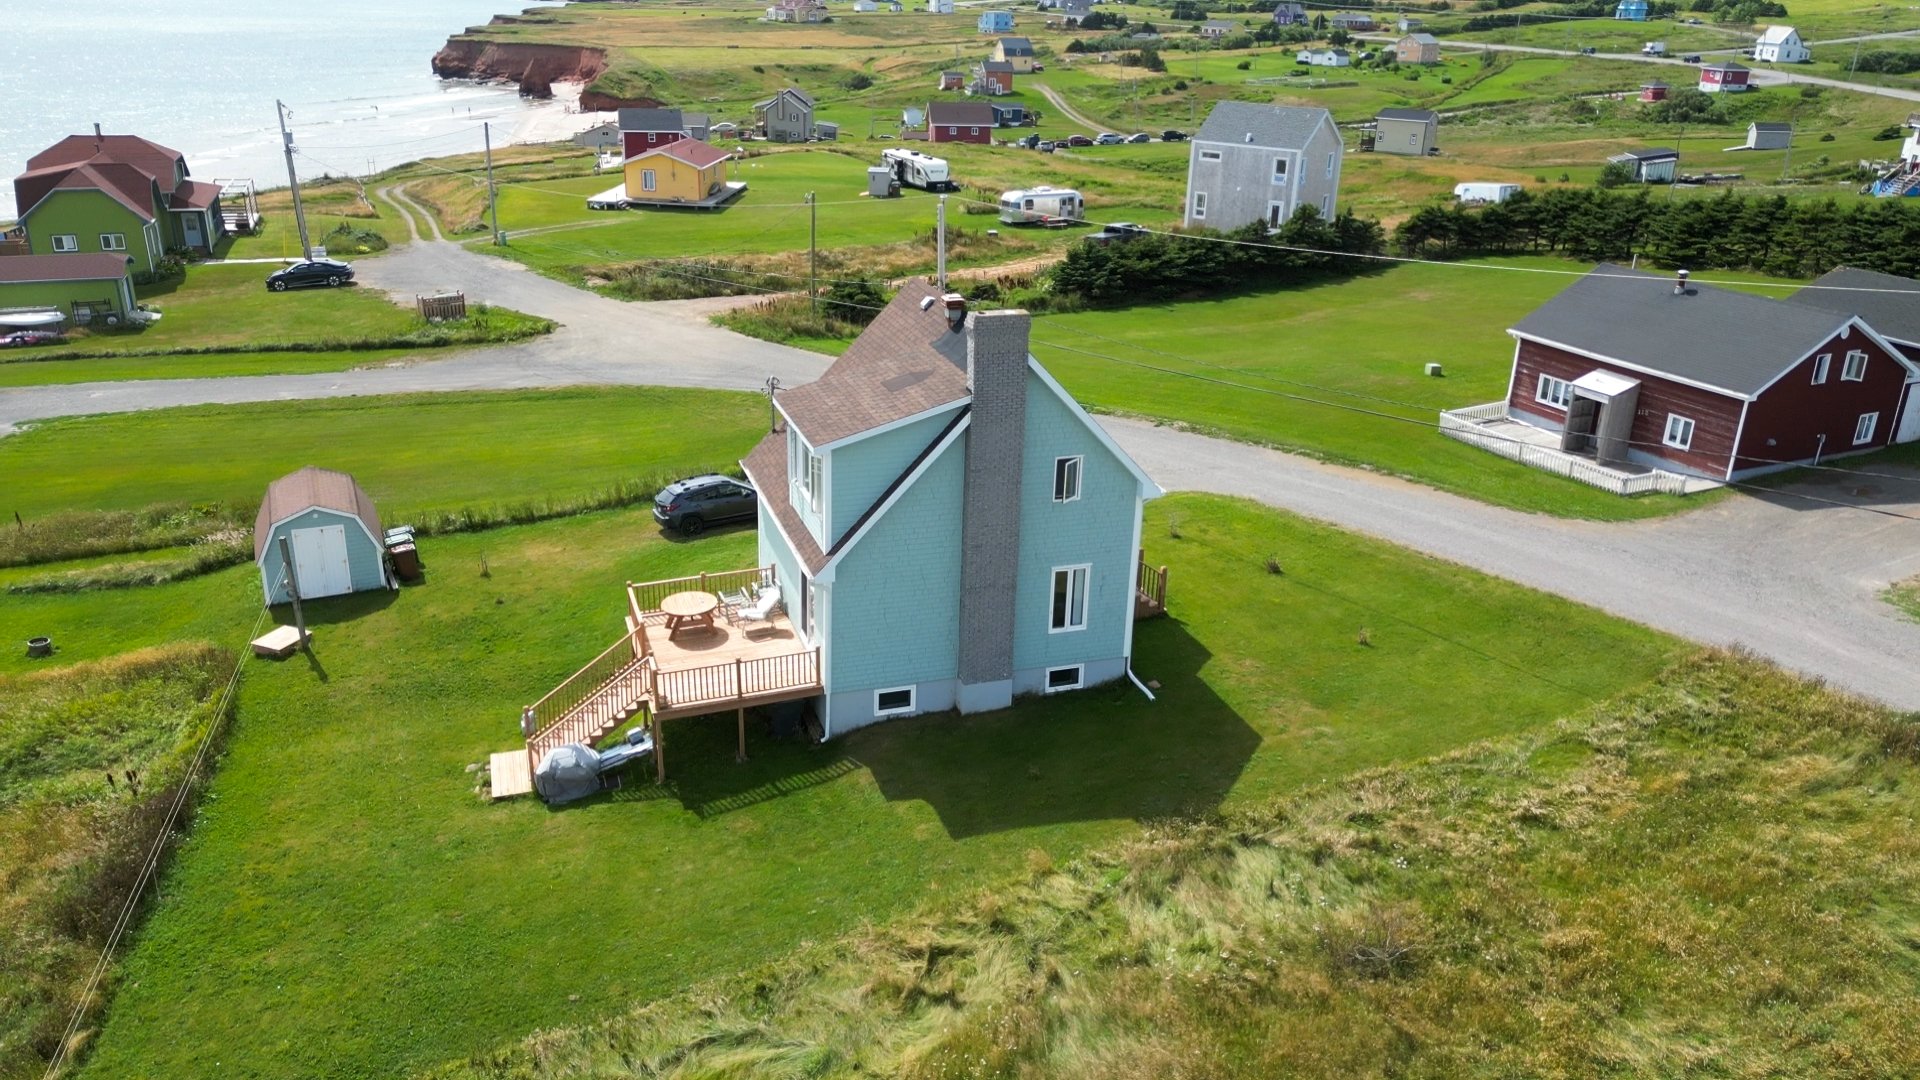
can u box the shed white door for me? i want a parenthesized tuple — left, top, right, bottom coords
(289, 524, 352, 599)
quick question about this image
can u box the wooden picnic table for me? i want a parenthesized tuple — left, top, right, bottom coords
(660, 590, 719, 639)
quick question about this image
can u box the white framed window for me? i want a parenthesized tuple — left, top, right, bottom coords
(807, 449, 823, 511)
(1272, 156, 1288, 181)
(1321, 193, 1331, 217)
(51, 234, 77, 252)
(970, 127, 980, 135)
(99, 232, 126, 251)
(1053, 455, 1082, 502)
(1810, 353, 1830, 384)
(804, 576, 820, 641)
(1842, 350, 1868, 381)
(1191, 191, 1206, 219)
(874, 686, 916, 716)
(1267, 201, 1287, 228)
(1044, 664, 1084, 692)
(1854, 411, 1879, 445)
(640, 169, 657, 192)
(1663, 413, 1695, 451)
(1049, 564, 1090, 633)
(1326, 151, 1335, 178)
(1535, 374, 1572, 409)
(791, 431, 822, 512)
(1199, 149, 1221, 161)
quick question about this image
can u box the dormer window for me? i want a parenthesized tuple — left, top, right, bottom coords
(788, 428, 823, 512)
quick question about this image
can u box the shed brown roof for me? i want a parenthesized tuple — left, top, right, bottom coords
(776, 279, 971, 447)
(0, 253, 131, 284)
(253, 467, 384, 560)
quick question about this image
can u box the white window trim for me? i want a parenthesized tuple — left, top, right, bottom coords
(1272, 155, 1288, 181)
(1053, 455, 1082, 503)
(1326, 151, 1334, 178)
(1842, 350, 1868, 382)
(641, 169, 657, 192)
(1663, 413, 1695, 451)
(99, 232, 126, 251)
(1535, 374, 1572, 410)
(1049, 563, 1091, 634)
(51, 234, 78, 252)
(1199, 149, 1222, 161)
(1854, 411, 1879, 445)
(1810, 352, 1830, 384)
(1191, 191, 1206, 219)
(873, 685, 916, 716)
(1044, 664, 1085, 693)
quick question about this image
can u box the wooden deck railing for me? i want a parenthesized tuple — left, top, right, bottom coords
(1136, 559, 1169, 616)
(627, 566, 775, 619)
(522, 628, 648, 769)
(652, 647, 822, 713)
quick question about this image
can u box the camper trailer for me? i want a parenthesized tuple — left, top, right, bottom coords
(882, 147, 954, 191)
(998, 185, 1084, 225)
(1454, 182, 1522, 204)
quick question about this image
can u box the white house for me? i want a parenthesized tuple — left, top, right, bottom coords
(1296, 47, 1351, 67)
(1754, 26, 1809, 63)
(927, 0, 954, 12)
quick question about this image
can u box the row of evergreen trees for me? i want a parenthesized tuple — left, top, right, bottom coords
(1052, 208, 1386, 303)
(1392, 189, 1920, 280)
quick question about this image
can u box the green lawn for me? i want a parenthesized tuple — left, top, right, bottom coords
(9, 484, 1679, 1079)
(0, 263, 550, 386)
(0, 388, 765, 527)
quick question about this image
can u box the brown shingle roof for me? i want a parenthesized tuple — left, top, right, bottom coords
(15, 162, 158, 222)
(28, 134, 184, 179)
(253, 467, 384, 560)
(928, 101, 996, 127)
(776, 279, 971, 447)
(168, 179, 222, 210)
(0, 253, 130, 284)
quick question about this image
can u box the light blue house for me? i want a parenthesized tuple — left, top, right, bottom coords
(1614, 0, 1648, 19)
(978, 9, 1015, 32)
(741, 281, 1163, 734)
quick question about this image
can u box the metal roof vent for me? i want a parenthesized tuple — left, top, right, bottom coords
(1674, 268, 1690, 295)
(1244, 132, 1254, 143)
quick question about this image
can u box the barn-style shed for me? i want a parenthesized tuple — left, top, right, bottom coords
(254, 467, 392, 605)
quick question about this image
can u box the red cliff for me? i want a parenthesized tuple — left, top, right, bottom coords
(431, 38, 610, 99)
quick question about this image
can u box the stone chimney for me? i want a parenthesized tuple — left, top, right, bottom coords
(955, 308, 1031, 714)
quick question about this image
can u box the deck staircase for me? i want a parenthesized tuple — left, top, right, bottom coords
(1873, 164, 1920, 198)
(489, 628, 654, 800)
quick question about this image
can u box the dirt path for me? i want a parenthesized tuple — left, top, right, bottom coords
(1031, 82, 1108, 134)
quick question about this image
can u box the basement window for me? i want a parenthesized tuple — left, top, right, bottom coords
(1045, 665, 1085, 692)
(874, 686, 915, 716)
(1663, 413, 1695, 451)
(1842, 350, 1868, 381)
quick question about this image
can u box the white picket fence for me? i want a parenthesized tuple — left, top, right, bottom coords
(1439, 403, 1697, 497)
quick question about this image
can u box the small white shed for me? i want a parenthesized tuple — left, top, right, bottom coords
(254, 466, 394, 605)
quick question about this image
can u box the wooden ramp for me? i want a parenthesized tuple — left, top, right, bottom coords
(489, 750, 533, 800)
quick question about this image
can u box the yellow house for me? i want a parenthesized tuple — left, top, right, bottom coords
(621, 140, 738, 206)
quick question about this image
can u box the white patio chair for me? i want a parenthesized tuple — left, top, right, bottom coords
(736, 585, 783, 629)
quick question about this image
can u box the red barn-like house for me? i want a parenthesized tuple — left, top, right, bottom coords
(927, 101, 995, 143)
(1503, 265, 1918, 480)
(618, 107, 690, 159)
(1698, 61, 1752, 92)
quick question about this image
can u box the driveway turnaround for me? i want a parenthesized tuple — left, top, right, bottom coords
(1104, 417, 1920, 712)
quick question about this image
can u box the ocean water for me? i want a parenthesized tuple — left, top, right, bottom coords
(0, 0, 569, 219)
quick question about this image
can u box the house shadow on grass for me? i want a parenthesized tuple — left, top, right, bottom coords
(853, 618, 1260, 840)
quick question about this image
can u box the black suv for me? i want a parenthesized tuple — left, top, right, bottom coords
(1161, 129, 1188, 142)
(265, 258, 355, 292)
(1085, 222, 1149, 246)
(653, 475, 758, 535)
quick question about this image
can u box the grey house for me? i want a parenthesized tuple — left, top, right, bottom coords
(254, 467, 393, 606)
(754, 87, 816, 143)
(1184, 101, 1343, 231)
(1608, 146, 1679, 183)
(683, 112, 712, 142)
(1375, 107, 1438, 156)
(1746, 121, 1791, 150)
(571, 120, 622, 150)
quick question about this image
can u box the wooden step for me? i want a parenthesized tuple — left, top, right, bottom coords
(489, 750, 533, 800)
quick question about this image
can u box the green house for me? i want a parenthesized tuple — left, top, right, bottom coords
(12, 131, 230, 273)
(0, 253, 137, 327)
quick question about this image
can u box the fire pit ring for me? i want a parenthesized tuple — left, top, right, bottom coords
(26, 636, 52, 659)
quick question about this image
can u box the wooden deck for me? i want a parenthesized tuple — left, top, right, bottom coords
(640, 611, 821, 718)
(489, 749, 533, 799)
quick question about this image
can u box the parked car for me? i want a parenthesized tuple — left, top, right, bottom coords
(1016, 133, 1042, 149)
(1161, 129, 1188, 142)
(652, 474, 758, 535)
(265, 258, 355, 292)
(1125, 132, 1151, 144)
(1094, 132, 1124, 145)
(1085, 221, 1149, 246)
(0, 329, 63, 348)
(1579, 46, 1597, 55)
(1038, 140, 1057, 152)
(1065, 134, 1094, 147)
(1681, 53, 1701, 62)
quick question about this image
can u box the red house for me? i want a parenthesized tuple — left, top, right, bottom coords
(927, 101, 995, 143)
(1504, 264, 1918, 480)
(1698, 61, 1751, 93)
(618, 107, 689, 159)
(975, 60, 1016, 95)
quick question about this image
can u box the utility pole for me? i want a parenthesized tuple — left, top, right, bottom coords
(936, 195, 948, 291)
(1850, 40, 1862, 77)
(276, 535, 309, 648)
(276, 99, 312, 261)
(484, 121, 503, 246)
(764, 376, 783, 432)
(807, 191, 818, 317)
